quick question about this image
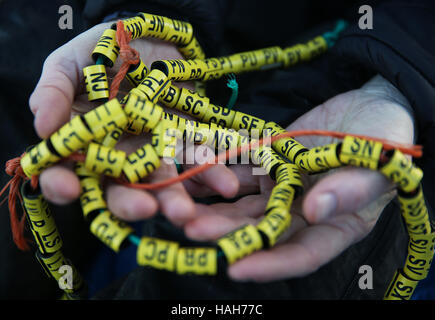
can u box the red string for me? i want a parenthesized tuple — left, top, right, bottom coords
(0, 154, 36, 251)
(109, 20, 140, 100)
(116, 129, 423, 191)
(66, 153, 86, 163)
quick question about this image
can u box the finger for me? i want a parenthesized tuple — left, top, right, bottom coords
(230, 165, 276, 195)
(181, 179, 217, 198)
(184, 194, 269, 240)
(196, 194, 269, 219)
(149, 159, 196, 227)
(182, 145, 239, 198)
(29, 23, 109, 138)
(228, 221, 358, 282)
(302, 167, 392, 223)
(106, 183, 158, 221)
(227, 164, 260, 195)
(182, 164, 268, 198)
(39, 164, 81, 205)
(184, 163, 274, 197)
(30, 52, 78, 138)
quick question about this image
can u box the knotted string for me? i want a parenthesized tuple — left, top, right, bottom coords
(0, 154, 38, 251)
(109, 20, 140, 100)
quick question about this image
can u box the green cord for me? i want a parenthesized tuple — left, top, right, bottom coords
(226, 73, 239, 110)
(174, 158, 183, 174)
(322, 19, 348, 48)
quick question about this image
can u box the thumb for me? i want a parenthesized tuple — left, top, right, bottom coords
(303, 167, 393, 223)
(29, 23, 110, 138)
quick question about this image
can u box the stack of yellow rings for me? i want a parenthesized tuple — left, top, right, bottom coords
(17, 13, 434, 300)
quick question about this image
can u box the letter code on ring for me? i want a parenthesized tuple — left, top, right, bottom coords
(90, 210, 134, 252)
(176, 247, 217, 275)
(202, 104, 236, 128)
(124, 94, 163, 134)
(136, 69, 170, 102)
(339, 136, 383, 170)
(79, 177, 107, 218)
(294, 143, 341, 173)
(83, 65, 109, 101)
(380, 149, 423, 192)
(175, 88, 209, 119)
(384, 269, 419, 300)
(22, 191, 62, 254)
(123, 144, 161, 183)
(257, 207, 292, 247)
(137, 237, 179, 271)
(273, 137, 308, 163)
(85, 143, 126, 177)
(398, 188, 429, 222)
(83, 99, 128, 139)
(265, 183, 295, 213)
(217, 224, 263, 265)
(92, 29, 120, 67)
(20, 140, 60, 177)
(275, 163, 303, 188)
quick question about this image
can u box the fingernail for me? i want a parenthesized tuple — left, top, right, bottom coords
(315, 193, 337, 221)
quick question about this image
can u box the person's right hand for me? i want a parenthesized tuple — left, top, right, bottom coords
(29, 22, 240, 225)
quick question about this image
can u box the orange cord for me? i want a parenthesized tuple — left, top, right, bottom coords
(117, 129, 423, 190)
(109, 20, 140, 100)
(0, 154, 38, 251)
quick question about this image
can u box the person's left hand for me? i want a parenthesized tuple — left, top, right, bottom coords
(182, 75, 415, 282)
(28, 22, 240, 226)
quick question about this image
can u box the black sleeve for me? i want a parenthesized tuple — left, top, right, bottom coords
(331, 0, 435, 211)
(81, 0, 230, 57)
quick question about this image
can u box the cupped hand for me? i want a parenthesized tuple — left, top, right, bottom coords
(29, 22, 240, 225)
(184, 75, 415, 281)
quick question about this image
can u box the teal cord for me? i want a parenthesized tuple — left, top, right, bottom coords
(226, 73, 239, 110)
(322, 19, 348, 48)
(96, 55, 105, 65)
(128, 234, 141, 246)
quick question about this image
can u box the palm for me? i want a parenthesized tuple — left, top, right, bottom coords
(185, 76, 415, 282)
